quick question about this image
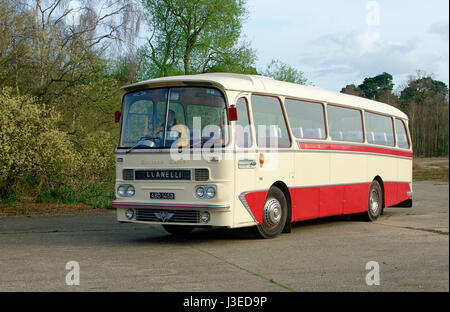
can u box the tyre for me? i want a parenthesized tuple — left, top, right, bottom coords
(255, 187, 288, 239)
(162, 224, 194, 235)
(363, 180, 383, 221)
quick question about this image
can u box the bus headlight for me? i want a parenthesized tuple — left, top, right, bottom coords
(196, 187, 206, 198)
(118, 184, 135, 197)
(195, 186, 216, 199)
(206, 187, 216, 199)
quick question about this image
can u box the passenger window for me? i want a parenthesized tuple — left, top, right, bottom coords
(327, 105, 363, 142)
(365, 112, 395, 146)
(251, 95, 291, 148)
(284, 99, 326, 139)
(235, 98, 252, 148)
(395, 119, 410, 149)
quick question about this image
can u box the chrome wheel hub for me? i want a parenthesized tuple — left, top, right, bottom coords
(263, 197, 282, 229)
(370, 189, 380, 214)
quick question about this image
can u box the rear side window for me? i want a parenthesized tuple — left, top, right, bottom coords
(327, 105, 363, 142)
(235, 98, 252, 148)
(395, 119, 410, 149)
(251, 95, 291, 148)
(284, 99, 326, 139)
(365, 112, 395, 146)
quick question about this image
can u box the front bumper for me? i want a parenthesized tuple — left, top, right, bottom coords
(114, 201, 232, 226)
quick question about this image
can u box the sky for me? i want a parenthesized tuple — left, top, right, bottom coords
(243, 0, 449, 92)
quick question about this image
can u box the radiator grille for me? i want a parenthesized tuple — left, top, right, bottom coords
(122, 169, 134, 180)
(194, 169, 209, 181)
(136, 209, 200, 223)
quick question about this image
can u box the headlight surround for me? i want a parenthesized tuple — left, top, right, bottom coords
(118, 184, 135, 197)
(195, 185, 216, 199)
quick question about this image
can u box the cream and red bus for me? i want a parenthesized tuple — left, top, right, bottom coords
(113, 73, 413, 238)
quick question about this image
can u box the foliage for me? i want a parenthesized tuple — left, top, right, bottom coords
(0, 88, 80, 195)
(340, 84, 363, 97)
(399, 74, 449, 157)
(139, 0, 257, 78)
(358, 72, 394, 100)
(262, 59, 308, 85)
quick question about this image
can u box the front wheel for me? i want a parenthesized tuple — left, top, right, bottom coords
(255, 187, 288, 239)
(162, 224, 194, 235)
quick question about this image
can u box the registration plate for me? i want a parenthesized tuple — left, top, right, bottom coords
(150, 192, 175, 200)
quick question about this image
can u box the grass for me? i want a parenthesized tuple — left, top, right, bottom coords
(37, 183, 115, 209)
(0, 183, 115, 216)
(413, 169, 449, 182)
(413, 158, 448, 182)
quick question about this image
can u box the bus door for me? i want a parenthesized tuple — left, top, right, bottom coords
(234, 97, 258, 226)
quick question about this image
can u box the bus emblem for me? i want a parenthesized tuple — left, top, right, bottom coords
(154, 211, 174, 222)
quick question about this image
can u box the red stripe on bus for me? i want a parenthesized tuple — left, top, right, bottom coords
(243, 182, 411, 224)
(298, 142, 413, 158)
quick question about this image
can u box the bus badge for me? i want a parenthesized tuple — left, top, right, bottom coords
(154, 211, 174, 222)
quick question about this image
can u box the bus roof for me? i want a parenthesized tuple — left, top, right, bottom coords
(121, 73, 408, 119)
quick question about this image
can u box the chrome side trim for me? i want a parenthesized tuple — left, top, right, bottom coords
(238, 191, 257, 222)
(113, 201, 230, 211)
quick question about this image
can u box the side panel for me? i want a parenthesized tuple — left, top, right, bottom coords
(292, 187, 320, 221)
(367, 155, 398, 185)
(293, 152, 329, 221)
(319, 184, 345, 217)
(343, 183, 371, 214)
(384, 182, 399, 207)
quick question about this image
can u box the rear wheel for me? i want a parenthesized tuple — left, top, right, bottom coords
(162, 224, 194, 235)
(255, 187, 288, 239)
(363, 180, 383, 221)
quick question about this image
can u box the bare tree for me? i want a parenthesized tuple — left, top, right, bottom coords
(0, 0, 143, 98)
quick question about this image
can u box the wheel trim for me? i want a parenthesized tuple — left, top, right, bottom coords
(263, 197, 282, 230)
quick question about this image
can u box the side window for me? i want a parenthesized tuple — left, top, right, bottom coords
(327, 105, 363, 142)
(251, 95, 291, 148)
(284, 99, 326, 139)
(395, 119, 410, 149)
(365, 112, 395, 146)
(235, 98, 252, 148)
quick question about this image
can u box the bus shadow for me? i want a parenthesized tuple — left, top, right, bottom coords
(132, 225, 257, 245)
(132, 215, 356, 245)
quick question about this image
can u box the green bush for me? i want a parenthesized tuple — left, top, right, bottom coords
(0, 88, 81, 195)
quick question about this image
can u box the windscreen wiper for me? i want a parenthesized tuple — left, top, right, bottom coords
(125, 136, 161, 154)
